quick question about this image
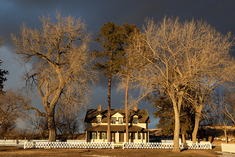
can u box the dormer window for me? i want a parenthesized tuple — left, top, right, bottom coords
(133, 115, 138, 124)
(97, 114, 102, 124)
(112, 117, 116, 124)
(111, 112, 124, 124)
(118, 117, 123, 124)
(97, 117, 101, 124)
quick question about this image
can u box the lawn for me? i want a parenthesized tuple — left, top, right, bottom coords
(0, 146, 221, 157)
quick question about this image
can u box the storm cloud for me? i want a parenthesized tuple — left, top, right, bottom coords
(0, 0, 234, 129)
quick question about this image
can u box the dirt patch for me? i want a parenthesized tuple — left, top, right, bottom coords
(0, 146, 220, 157)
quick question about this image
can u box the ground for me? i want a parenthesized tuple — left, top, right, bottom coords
(0, 146, 222, 157)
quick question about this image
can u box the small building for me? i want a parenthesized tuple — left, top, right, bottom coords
(84, 105, 150, 143)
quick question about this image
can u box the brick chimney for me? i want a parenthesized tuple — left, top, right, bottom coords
(98, 105, 102, 111)
(133, 105, 137, 111)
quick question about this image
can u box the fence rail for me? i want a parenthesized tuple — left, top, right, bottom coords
(123, 142, 212, 150)
(24, 141, 211, 150)
(187, 143, 212, 150)
(123, 142, 184, 149)
(24, 142, 114, 149)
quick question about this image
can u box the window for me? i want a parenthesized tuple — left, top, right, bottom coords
(133, 115, 138, 124)
(138, 132, 141, 139)
(91, 132, 97, 139)
(143, 133, 145, 139)
(118, 117, 123, 124)
(133, 117, 138, 124)
(112, 117, 116, 124)
(100, 132, 107, 139)
(96, 114, 102, 124)
(97, 117, 101, 124)
(134, 118, 138, 124)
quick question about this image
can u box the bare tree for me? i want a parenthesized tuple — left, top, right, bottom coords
(26, 104, 80, 138)
(212, 88, 234, 143)
(0, 90, 29, 137)
(11, 12, 95, 141)
(129, 17, 234, 152)
(55, 104, 80, 135)
(221, 91, 235, 124)
(26, 114, 48, 138)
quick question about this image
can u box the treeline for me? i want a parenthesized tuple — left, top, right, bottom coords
(0, 13, 234, 152)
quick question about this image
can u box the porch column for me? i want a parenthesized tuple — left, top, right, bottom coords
(141, 132, 143, 143)
(147, 131, 149, 142)
(137, 131, 138, 142)
(117, 131, 119, 142)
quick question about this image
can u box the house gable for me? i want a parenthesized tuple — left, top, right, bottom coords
(111, 112, 124, 118)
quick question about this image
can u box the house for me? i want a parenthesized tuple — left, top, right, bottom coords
(84, 105, 150, 143)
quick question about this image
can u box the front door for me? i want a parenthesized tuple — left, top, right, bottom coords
(119, 132, 124, 142)
(111, 132, 115, 142)
(130, 132, 135, 142)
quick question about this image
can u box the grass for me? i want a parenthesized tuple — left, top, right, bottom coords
(0, 146, 220, 157)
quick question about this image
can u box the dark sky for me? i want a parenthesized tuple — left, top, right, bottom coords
(0, 0, 235, 129)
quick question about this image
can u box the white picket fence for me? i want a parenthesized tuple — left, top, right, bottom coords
(123, 142, 212, 150)
(187, 143, 212, 150)
(24, 142, 114, 149)
(23, 141, 211, 150)
(123, 142, 184, 149)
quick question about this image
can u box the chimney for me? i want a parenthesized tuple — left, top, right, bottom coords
(134, 105, 137, 111)
(98, 105, 102, 111)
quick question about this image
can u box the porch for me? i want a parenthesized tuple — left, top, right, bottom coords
(86, 125, 149, 143)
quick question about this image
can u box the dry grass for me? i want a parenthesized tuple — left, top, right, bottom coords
(0, 146, 220, 157)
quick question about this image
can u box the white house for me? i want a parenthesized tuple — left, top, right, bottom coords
(84, 105, 150, 143)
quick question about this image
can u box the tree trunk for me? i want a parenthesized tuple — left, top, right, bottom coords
(107, 73, 111, 142)
(192, 115, 199, 143)
(224, 127, 228, 143)
(192, 105, 202, 143)
(173, 103, 180, 152)
(125, 74, 130, 142)
(182, 133, 186, 144)
(48, 113, 56, 142)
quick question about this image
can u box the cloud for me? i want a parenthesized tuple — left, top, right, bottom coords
(0, 0, 234, 130)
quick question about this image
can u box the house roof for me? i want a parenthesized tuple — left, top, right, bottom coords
(84, 109, 150, 123)
(86, 125, 149, 132)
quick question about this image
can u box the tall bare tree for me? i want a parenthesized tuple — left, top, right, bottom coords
(11, 13, 95, 141)
(129, 17, 234, 152)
